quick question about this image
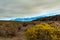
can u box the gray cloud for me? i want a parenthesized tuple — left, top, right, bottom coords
(0, 0, 60, 18)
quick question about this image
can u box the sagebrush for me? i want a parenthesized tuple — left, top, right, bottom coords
(25, 22, 60, 40)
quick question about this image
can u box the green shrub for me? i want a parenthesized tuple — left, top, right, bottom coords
(25, 22, 60, 40)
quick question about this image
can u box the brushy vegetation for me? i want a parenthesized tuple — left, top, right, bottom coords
(0, 23, 18, 37)
(25, 22, 60, 40)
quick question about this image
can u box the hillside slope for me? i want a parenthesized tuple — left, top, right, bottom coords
(0, 15, 60, 40)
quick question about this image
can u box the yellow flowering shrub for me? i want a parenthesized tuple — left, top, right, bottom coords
(25, 22, 60, 40)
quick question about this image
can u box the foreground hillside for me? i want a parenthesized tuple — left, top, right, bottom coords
(0, 15, 60, 40)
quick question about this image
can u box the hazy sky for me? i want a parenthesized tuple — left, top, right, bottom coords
(0, 0, 60, 18)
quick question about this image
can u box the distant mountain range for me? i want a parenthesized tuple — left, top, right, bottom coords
(0, 12, 60, 21)
(10, 11, 60, 21)
(33, 14, 60, 21)
(10, 14, 60, 22)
